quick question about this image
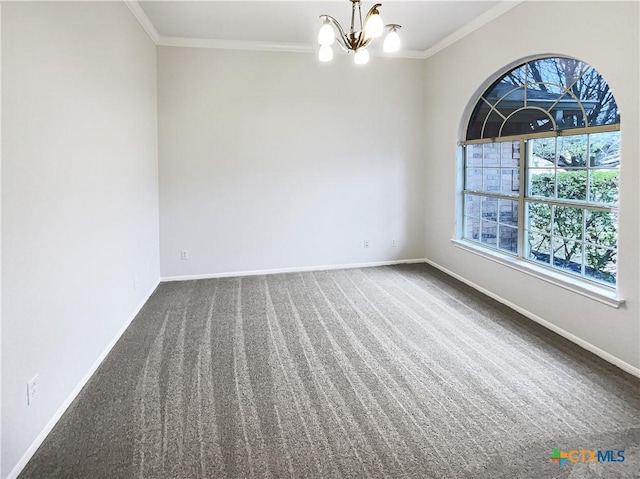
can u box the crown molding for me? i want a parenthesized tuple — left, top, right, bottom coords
(124, 0, 523, 61)
(158, 35, 425, 59)
(123, 0, 160, 44)
(420, 0, 524, 59)
(158, 36, 313, 53)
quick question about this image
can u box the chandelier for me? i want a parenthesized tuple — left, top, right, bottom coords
(317, 0, 401, 64)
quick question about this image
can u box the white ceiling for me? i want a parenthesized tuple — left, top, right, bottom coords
(137, 1, 512, 56)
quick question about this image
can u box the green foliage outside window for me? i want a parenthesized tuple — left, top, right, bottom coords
(528, 170, 618, 284)
(529, 170, 618, 203)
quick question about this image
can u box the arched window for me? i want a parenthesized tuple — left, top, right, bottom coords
(461, 57, 620, 287)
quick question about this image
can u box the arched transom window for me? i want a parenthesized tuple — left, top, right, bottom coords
(461, 57, 620, 288)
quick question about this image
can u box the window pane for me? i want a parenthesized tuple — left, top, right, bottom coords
(589, 131, 620, 168)
(466, 144, 483, 167)
(557, 135, 587, 167)
(553, 206, 583, 240)
(500, 169, 519, 194)
(552, 238, 583, 275)
(589, 170, 618, 205)
(499, 199, 518, 226)
(501, 141, 520, 167)
(526, 82, 565, 103)
(530, 137, 556, 167)
(466, 168, 483, 191)
(482, 111, 503, 139)
(585, 210, 617, 248)
(528, 170, 554, 198)
(556, 170, 587, 201)
(499, 226, 518, 254)
(589, 131, 620, 167)
(464, 194, 481, 218)
(527, 231, 551, 265)
(481, 197, 498, 221)
(483, 168, 500, 192)
(483, 144, 500, 167)
(494, 86, 524, 119)
(465, 216, 481, 242)
(576, 66, 619, 127)
(481, 221, 497, 247)
(525, 58, 583, 88)
(502, 109, 554, 136)
(526, 202, 551, 233)
(585, 245, 616, 285)
(549, 93, 587, 130)
(466, 102, 491, 140)
(503, 64, 527, 86)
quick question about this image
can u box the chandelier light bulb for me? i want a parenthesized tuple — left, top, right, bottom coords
(354, 48, 370, 65)
(318, 19, 335, 46)
(383, 28, 401, 53)
(319, 44, 333, 62)
(364, 11, 384, 39)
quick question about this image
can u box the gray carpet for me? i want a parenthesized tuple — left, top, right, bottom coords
(19, 264, 640, 478)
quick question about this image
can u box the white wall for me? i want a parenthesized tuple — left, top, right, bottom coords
(158, 47, 426, 278)
(1, 2, 159, 477)
(423, 1, 640, 369)
(0, 4, 3, 476)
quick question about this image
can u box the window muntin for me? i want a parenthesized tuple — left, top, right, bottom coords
(464, 140, 521, 255)
(467, 57, 619, 140)
(462, 57, 619, 288)
(524, 131, 619, 285)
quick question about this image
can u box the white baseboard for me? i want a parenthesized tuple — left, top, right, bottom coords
(161, 258, 428, 282)
(424, 259, 640, 378)
(6, 278, 161, 479)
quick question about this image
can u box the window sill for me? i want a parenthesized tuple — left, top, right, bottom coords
(451, 239, 624, 308)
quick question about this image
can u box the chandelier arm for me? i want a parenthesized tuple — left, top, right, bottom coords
(334, 34, 350, 52)
(320, 14, 350, 49)
(358, 37, 372, 50)
(352, 33, 372, 51)
(363, 3, 383, 27)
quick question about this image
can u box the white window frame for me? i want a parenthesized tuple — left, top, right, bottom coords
(456, 55, 623, 308)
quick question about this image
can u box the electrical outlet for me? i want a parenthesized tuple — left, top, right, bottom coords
(391, 238, 397, 247)
(181, 249, 189, 261)
(363, 240, 370, 249)
(27, 374, 39, 406)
